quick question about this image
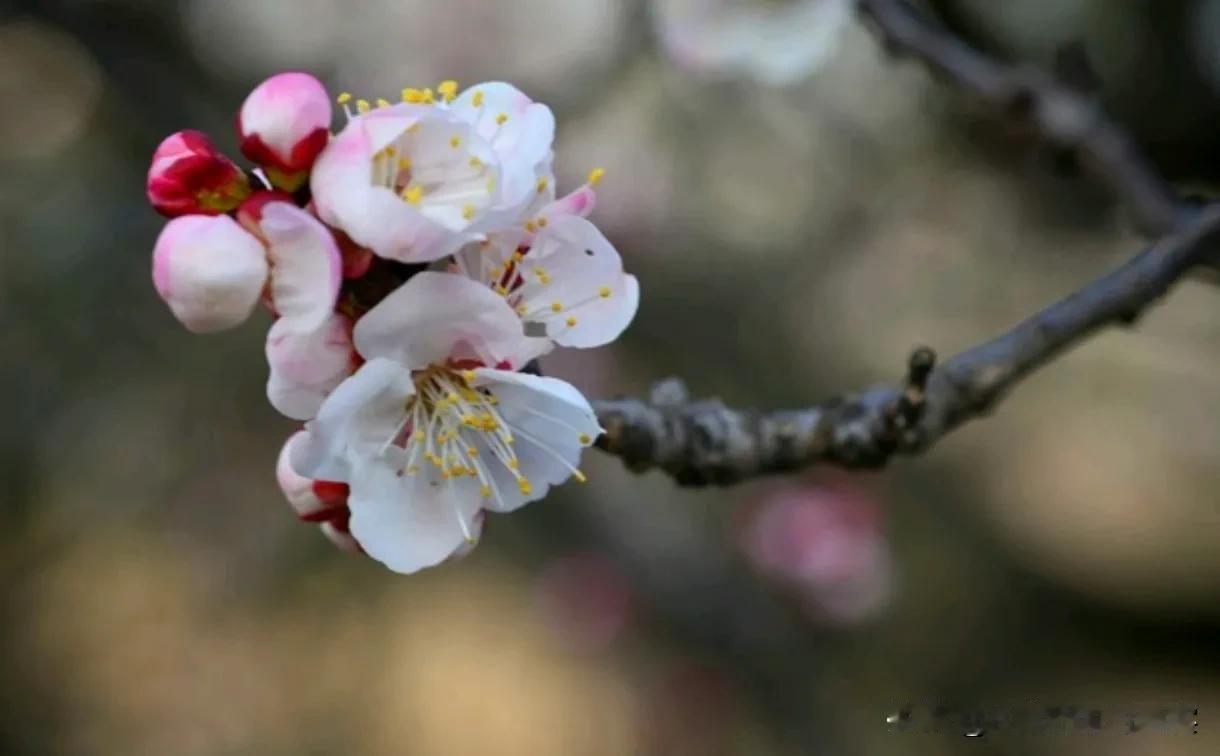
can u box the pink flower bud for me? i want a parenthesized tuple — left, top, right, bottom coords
(151, 214, 269, 333)
(238, 72, 332, 190)
(276, 430, 349, 520)
(146, 130, 250, 217)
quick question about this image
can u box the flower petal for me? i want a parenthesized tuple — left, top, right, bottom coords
(354, 271, 551, 370)
(276, 430, 349, 519)
(468, 368, 600, 512)
(151, 214, 268, 333)
(311, 113, 477, 263)
(266, 313, 356, 421)
(292, 357, 415, 482)
(346, 459, 484, 574)
(260, 201, 343, 332)
(516, 215, 638, 348)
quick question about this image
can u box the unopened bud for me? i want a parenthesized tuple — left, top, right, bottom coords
(146, 130, 250, 217)
(238, 72, 332, 191)
(276, 430, 350, 520)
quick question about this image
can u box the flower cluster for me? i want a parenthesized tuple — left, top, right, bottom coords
(147, 73, 638, 573)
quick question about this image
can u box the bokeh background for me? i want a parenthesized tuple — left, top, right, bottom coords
(3, 0, 1220, 753)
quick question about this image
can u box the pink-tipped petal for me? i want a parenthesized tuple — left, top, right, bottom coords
(276, 430, 350, 520)
(151, 214, 268, 333)
(238, 71, 332, 181)
(266, 313, 357, 420)
(257, 201, 343, 332)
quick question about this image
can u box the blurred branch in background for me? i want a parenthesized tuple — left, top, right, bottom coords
(858, 0, 1182, 237)
(591, 0, 1219, 486)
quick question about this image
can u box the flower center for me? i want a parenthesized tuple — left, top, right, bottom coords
(387, 365, 587, 516)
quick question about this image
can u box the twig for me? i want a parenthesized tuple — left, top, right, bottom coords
(593, 208, 1220, 485)
(856, 0, 1183, 237)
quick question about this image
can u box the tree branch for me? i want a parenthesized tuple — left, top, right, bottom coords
(856, 0, 1183, 237)
(593, 208, 1220, 485)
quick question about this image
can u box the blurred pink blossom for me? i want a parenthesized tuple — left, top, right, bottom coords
(534, 552, 634, 654)
(739, 476, 893, 623)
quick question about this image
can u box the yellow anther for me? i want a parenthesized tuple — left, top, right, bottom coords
(376, 97, 391, 109)
(598, 286, 611, 298)
(587, 167, 606, 186)
(422, 88, 436, 104)
(402, 185, 424, 205)
(397, 156, 412, 171)
(472, 90, 485, 107)
(480, 484, 491, 498)
(537, 216, 548, 228)
(449, 135, 461, 148)
(337, 92, 353, 104)
(461, 369, 477, 383)
(447, 392, 459, 403)
(573, 470, 588, 483)
(517, 477, 532, 495)
(486, 176, 497, 192)
(407, 465, 420, 475)
(356, 99, 371, 113)
(511, 250, 525, 262)
(536, 177, 549, 193)
(438, 79, 459, 102)
(462, 204, 475, 220)
(384, 146, 396, 156)
(402, 87, 426, 104)
(413, 430, 425, 442)
(469, 156, 484, 169)
(525, 221, 537, 233)
(516, 303, 528, 315)
(508, 459, 519, 470)
(565, 316, 577, 327)
(550, 301, 563, 313)
(579, 433, 592, 445)
(467, 446, 478, 456)
(495, 112, 509, 125)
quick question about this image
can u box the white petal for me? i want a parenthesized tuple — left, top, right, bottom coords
(469, 369, 600, 512)
(151, 215, 268, 333)
(354, 271, 550, 370)
(517, 215, 638, 348)
(452, 82, 555, 212)
(260, 202, 342, 332)
(293, 357, 415, 482)
(311, 114, 475, 263)
(347, 460, 483, 574)
(266, 313, 355, 421)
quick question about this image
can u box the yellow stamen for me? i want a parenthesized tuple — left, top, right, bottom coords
(536, 177, 548, 193)
(537, 216, 548, 228)
(598, 286, 611, 298)
(565, 316, 577, 327)
(402, 87, 426, 104)
(472, 90, 485, 107)
(462, 204, 475, 220)
(495, 112, 508, 125)
(469, 156, 484, 169)
(449, 135, 461, 148)
(376, 97, 391, 109)
(579, 433, 592, 445)
(438, 79, 459, 102)
(517, 477, 532, 495)
(550, 301, 563, 313)
(587, 167, 606, 186)
(336, 92, 353, 104)
(356, 99, 371, 113)
(573, 470, 588, 483)
(402, 186, 424, 205)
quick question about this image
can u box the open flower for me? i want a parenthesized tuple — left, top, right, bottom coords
(291, 271, 600, 574)
(238, 72, 333, 191)
(452, 214, 639, 349)
(311, 82, 554, 263)
(147, 130, 250, 217)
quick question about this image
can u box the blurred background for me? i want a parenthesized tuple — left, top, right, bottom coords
(2, 0, 1220, 753)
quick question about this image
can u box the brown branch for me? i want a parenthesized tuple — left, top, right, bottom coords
(593, 208, 1220, 485)
(857, 0, 1183, 237)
